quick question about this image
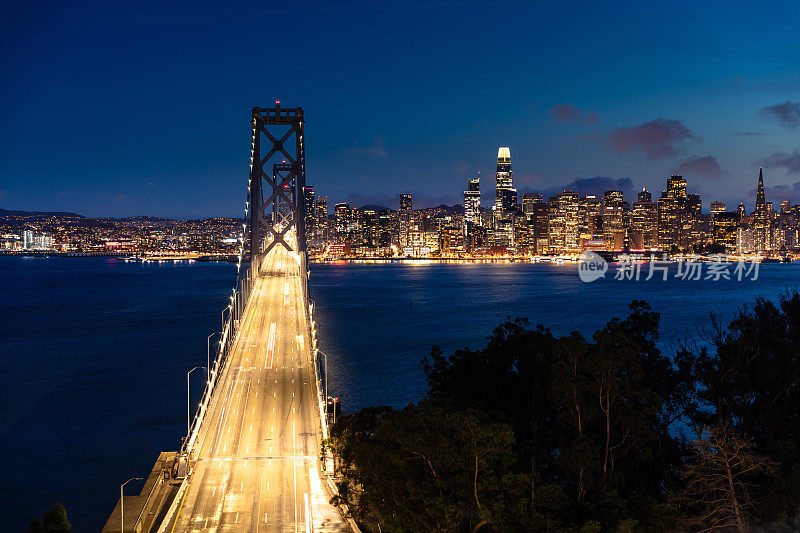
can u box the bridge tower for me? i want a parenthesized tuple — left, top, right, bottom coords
(249, 103, 307, 265)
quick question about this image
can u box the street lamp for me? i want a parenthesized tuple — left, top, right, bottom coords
(318, 350, 329, 422)
(120, 477, 142, 533)
(207, 332, 220, 383)
(187, 366, 206, 439)
(221, 305, 230, 331)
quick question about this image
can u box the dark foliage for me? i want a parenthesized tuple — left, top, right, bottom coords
(26, 503, 71, 533)
(329, 294, 800, 531)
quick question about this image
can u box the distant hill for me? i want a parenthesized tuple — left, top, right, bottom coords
(358, 204, 393, 212)
(0, 208, 85, 218)
(423, 203, 464, 215)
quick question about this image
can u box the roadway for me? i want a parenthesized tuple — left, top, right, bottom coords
(165, 245, 347, 532)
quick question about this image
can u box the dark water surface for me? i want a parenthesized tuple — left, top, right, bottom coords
(1, 256, 798, 530)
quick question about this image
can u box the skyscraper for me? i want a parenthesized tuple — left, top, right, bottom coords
(658, 175, 688, 250)
(302, 186, 315, 245)
(632, 188, 657, 250)
(752, 167, 773, 251)
(334, 202, 351, 243)
(493, 147, 517, 245)
(522, 192, 542, 214)
(602, 189, 625, 250)
(710, 202, 727, 216)
(464, 178, 481, 226)
(549, 191, 580, 254)
(316, 195, 328, 242)
(463, 177, 482, 250)
(399, 193, 412, 211)
(399, 193, 412, 247)
(755, 167, 767, 219)
(494, 147, 517, 216)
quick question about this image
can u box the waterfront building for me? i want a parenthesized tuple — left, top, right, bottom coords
(22, 230, 53, 250)
(713, 212, 738, 252)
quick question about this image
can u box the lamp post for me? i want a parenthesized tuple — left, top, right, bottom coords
(187, 366, 206, 439)
(318, 350, 329, 422)
(120, 477, 142, 533)
(207, 332, 220, 382)
(221, 306, 229, 332)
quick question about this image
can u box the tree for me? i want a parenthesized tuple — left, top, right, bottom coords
(692, 292, 800, 520)
(677, 424, 775, 532)
(27, 503, 71, 533)
(330, 402, 522, 532)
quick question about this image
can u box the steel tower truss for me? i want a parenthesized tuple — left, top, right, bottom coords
(249, 104, 306, 264)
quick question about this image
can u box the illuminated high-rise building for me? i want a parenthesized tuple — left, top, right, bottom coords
(658, 175, 688, 250)
(602, 189, 625, 250)
(464, 178, 481, 226)
(399, 193, 412, 247)
(548, 191, 580, 254)
(710, 202, 726, 216)
(632, 188, 657, 250)
(334, 202, 351, 243)
(713, 212, 738, 251)
(522, 192, 542, 214)
(399, 193, 412, 211)
(316, 195, 328, 242)
(492, 147, 517, 245)
(493, 147, 517, 215)
(302, 186, 315, 245)
(463, 177, 482, 250)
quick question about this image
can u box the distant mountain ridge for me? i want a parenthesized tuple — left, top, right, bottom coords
(0, 208, 85, 218)
(0, 208, 241, 222)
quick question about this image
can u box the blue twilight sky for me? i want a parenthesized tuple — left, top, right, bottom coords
(1, 0, 799, 218)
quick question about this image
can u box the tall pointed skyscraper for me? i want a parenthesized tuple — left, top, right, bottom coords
(755, 167, 767, 218)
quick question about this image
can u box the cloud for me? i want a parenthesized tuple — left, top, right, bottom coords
(343, 135, 388, 159)
(0, 190, 7, 201)
(548, 103, 599, 124)
(453, 162, 469, 176)
(676, 155, 724, 180)
(764, 149, 800, 173)
(111, 194, 127, 202)
(730, 131, 764, 136)
(759, 101, 800, 131)
(608, 118, 695, 160)
(531, 176, 636, 201)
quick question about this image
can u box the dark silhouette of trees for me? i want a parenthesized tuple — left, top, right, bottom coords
(27, 503, 71, 533)
(330, 294, 800, 531)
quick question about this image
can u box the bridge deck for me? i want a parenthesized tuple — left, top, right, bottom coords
(166, 246, 347, 532)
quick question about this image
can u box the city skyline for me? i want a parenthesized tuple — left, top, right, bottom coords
(3, 1, 800, 218)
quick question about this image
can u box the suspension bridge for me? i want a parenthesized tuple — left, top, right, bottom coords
(104, 105, 352, 533)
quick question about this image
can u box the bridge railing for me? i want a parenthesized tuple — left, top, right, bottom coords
(180, 227, 269, 457)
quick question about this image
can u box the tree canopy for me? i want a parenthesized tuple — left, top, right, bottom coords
(329, 294, 800, 532)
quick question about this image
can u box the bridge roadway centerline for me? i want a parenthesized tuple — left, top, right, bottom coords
(166, 246, 347, 532)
